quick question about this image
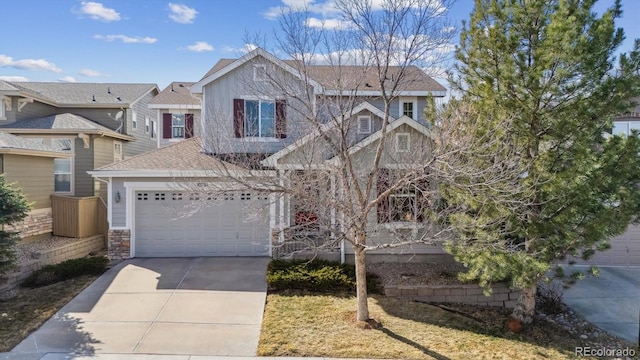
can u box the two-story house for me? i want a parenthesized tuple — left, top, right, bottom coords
(0, 81, 160, 200)
(90, 47, 449, 262)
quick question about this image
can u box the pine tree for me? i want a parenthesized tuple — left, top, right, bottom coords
(446, 0, 640, 324)
(0, 175, 31, 277)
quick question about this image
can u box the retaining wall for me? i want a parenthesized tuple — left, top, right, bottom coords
(385, 282, 521, 308)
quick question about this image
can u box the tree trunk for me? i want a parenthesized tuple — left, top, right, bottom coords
(353, 245, 370, 322)
(512, 285, 536, 324)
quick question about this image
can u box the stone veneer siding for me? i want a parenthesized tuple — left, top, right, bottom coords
(4, 210, 53, 239)
(108, 229, 131, 261)
(1, 235, 104, 292)
(385, 282, 521, 308)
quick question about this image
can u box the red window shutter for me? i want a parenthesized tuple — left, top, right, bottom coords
(185, 113, 194, 139)
(276, 100, 287, 139)
(233, 99, 245, 138)
(377, 168, 390, 223)
(162, 113, 172, 139)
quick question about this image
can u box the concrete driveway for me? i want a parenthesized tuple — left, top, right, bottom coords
(10, 257, 269, 357)
(563, 266, 640, 344)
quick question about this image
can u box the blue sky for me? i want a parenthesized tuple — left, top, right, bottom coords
(0, 0, 637, 90)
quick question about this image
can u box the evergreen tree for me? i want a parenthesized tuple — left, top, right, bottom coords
(0, 175, 31, 277)
(446, 0, 640, 324)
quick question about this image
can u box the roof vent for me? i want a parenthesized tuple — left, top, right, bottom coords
(107, 87, 111, 94)
(179, 84, 184, 87)
(171, 84, 175, 92)
(365, 83, 372, 88)
(116, 96, 122, 101)
(92, 95, 96, 102)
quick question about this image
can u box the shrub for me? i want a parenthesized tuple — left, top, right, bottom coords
(21, 256, 109, 288)
(267, 259, 383, 294)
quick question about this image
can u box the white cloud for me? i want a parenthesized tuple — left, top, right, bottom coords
(222, 43, 258, 54)
(168, 3, 197, 24)
(58, 76, 77, 82)
(0, 75, 29, 82)
(79, 69, 109, 77)
(186, 41, 213, 52)
(305, 17, 352, 29)
(0, 54, 62, 72)
(78, 1, 121, 21)
(94, 34, 158, 44)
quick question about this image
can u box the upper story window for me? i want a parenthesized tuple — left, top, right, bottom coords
(162, 113, 194, 139)
(399, 97, 417, 120)
(145, 117, 150, 134)
(396, 133, 410, 152)
(114, 141, 123, 162)
(253, 64, 267, 81)
(150, 120, 157, 139)
(357, 115, 372, 134)
(233, 99, 287, 139)
(52, 138, 73, 193)
(132, 112, 137, 129)
(0, 96, 6, 120)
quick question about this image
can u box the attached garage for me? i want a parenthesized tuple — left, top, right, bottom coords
(585, 225, 640, 266)
(134, 190, 270, 257)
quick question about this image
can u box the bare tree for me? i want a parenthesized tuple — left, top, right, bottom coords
(178, 0, 486, 322)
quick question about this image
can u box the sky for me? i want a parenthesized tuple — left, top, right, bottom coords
(1, 0, 638, 90)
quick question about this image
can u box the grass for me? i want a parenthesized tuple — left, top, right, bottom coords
(258, 291, 639, 359)
(0, 275, 98, 352)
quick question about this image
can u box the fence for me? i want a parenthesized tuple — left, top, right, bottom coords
(51, 195, 109, 238)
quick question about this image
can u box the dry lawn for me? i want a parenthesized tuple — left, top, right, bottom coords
(0, 275, 98, 352)
(258, 291, 638, 360)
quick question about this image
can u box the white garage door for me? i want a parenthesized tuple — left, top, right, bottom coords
(134, 191, 270, 257)
(568, 225, 640, 266)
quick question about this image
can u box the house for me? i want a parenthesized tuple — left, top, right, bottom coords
(0, 131, 71, 240)
(0, 81, 160, 199)
(148, 82, 202, 148)
(90, 47, 449, 262)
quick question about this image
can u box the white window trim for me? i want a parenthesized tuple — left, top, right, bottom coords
(357, 115, 372, 134)
(396, 133, 410, 152)
(113, 141, 123, 162)
(52, 137, 74, 194)
(399, 96, 418, 120)
(253, 64, 267, 81)
(244, 99, 276, 138)
(171, 113, 186, 139)
(145, 117, 150, 134)
(132, 111, 137, 129)
(150, 120, 157, 139)
(0, 96, 6, 120)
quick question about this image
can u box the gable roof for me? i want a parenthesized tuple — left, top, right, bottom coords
(4, 82, 159, 108)
(196, 49, 446, 96)
(0, 131, 70, 158)
(326, 115, 433, 165)
(90, 137, 248, 176)
(0, 113, 134, 141)
(262, 101, 395, 167)
(191, 47, 323, 93)
(0, 80, 20, 92)
(149, 81, 201, 108)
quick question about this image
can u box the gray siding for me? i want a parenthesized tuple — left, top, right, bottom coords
(157, 108, 202, 148)
(94, 137, 116, 201)
(202, 56, 312, 154)
(3, 154, 55, 209)
(111, 178, 126, 227)
(124, 91, 159, 157)
(74, 137, 94, 197)
(0, 96, 57, 125)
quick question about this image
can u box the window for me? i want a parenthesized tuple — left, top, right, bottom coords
(132, 112, 137, 129)
(233, 99, 287, 138)
(357, 115, 372, 134)
(52, 138, 73, 193)
(145, 117, 150, 134)
(150, 120, 156, 139)
(376, 168, 427, 223)
(162, 113, 194, 139)
(113, 141, 123, 162)
(400, 97, 417, 120)
(396, 133, 410, 152)
(253, 64, 267, 81)
(613, 121, 640, 136)
(0, 96, 6, 120)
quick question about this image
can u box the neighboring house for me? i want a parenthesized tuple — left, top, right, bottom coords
(90, 47, 449, 262)
(0, 81, 159, 199)
(0, 131, 70, 240)
(148, 82, 202, 148)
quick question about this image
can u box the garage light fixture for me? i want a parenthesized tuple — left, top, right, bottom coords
(115, 191, 121, 203)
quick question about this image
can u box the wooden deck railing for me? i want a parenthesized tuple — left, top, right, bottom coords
(51, 195, 109, 238)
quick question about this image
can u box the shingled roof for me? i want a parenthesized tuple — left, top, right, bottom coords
(5, 82, 158, 107)
(0, 131, 69, 157)
(0, 113, 133, 140)
(95, 137, 245, 172)
(149, 82, 201, 107)
(200, 53, 445, 93)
